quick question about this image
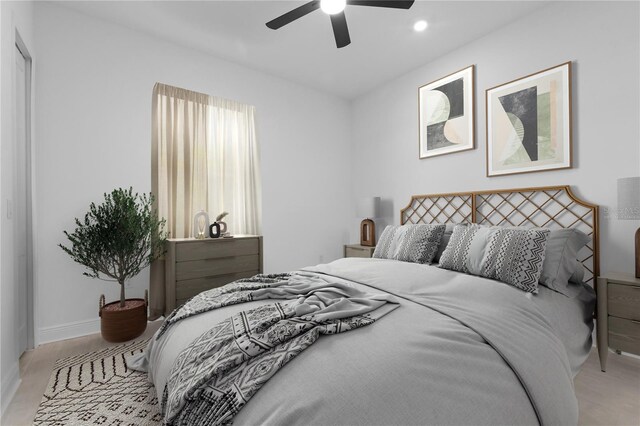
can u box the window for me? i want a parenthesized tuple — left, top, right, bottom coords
(149, 83, 261, 317)
(152, 83, 261, 237)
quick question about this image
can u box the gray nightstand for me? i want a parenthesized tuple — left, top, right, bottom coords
(344, 244, 375, 258)
(596, 273, 640, 371)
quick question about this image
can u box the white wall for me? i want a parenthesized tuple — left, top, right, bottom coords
(0, 0, 35, 415)
(25, 1, 640, 348)
(33, 3, 352, 344)
(351, 1, 640, 276)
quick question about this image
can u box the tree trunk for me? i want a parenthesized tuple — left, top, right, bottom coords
(119, 280, 126, 308)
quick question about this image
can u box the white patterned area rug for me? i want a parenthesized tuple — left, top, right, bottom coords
(34, 339, 163, 425)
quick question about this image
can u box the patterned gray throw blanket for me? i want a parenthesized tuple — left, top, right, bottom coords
(159, 272, 398, 425)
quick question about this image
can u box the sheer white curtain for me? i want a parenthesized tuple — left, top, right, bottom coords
(149, 83, 261, 318)
(207, 98, 262, 235)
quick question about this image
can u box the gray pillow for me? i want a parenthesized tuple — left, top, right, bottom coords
(439, 224, 551, 293)
(556, 262, 587, 298)
(539, 229, 590, 296)
(569, 262, 585, 284)
(434, 224, 457, 263)
(373, 224, 446, 264)
(438, 224, 493, 274)
(479, 227, 550, 293)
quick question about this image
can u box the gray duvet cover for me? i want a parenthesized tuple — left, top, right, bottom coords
(138, 258, 595, 425)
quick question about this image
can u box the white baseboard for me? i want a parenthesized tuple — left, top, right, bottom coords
(615, 350, 640, 361)
(591, 343, 640, 361)
(38, 318, 100, 345)
(0, 362, 21, 418)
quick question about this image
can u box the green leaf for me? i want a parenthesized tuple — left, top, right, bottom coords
(59, 188, 168, 305)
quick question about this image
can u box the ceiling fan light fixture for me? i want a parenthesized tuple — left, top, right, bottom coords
(320, 0, 347, 15)
(414, 20, 428, 32)
(265, 0, 415, 49)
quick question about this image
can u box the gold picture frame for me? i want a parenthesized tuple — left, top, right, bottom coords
(486, 62, 572, 177)
(418, 65, 475, 159)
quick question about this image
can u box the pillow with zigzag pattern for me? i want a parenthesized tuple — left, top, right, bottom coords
(480, 227, 551, 293)
(439, 224, 550, 293)
(373, 224, 446, 264)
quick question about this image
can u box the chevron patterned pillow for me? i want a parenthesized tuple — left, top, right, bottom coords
(439, 224, 550, 293)
(480, 228, 551, 293)
(373, 224, 446, 264)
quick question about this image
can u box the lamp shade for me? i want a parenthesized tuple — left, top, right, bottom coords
(617, 177, 640, 220)
(357, 197, 380, 219)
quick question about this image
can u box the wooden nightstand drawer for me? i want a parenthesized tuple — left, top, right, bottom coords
(596, 274, 640, 371)
(609, 316, 640, 354)
(608, 283, 640, 320)
(344, 244, 375, 258)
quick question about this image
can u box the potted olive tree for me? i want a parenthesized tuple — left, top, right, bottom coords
(60, 188, 167, 342)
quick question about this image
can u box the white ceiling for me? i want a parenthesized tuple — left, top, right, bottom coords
(56, 0, 548, 99)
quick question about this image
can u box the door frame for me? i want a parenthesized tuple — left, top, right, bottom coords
(14, 30, 34, 350)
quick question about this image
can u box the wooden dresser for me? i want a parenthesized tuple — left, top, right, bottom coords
(164, 235, 263, 315)
(596, 272, 640, 371)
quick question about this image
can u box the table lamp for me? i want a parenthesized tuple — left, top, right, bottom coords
(357, 197, 380, 247)
(618, 177, 640, 278)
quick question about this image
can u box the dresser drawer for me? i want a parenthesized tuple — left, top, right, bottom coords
(608, 283, 640, 320)
(609, 316, 640, 355)
(175, 238, 259, 262)
(176, 254, 261, 281)
(176, 270, 259, 300)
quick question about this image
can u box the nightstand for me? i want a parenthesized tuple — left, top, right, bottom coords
(596, 273, 640, 372)
(344, 244, 375, 258)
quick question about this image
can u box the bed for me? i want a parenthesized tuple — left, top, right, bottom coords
(131, 185, 599, 425)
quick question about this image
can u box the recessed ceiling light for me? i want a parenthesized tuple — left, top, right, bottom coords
(321, 0, 347, 15)
(414, 20, 428, 32)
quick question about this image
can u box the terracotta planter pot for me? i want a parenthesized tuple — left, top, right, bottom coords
(99, 293, 148, 343)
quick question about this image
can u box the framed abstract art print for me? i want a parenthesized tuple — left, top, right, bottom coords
(419, 65, 474, 159)
(486, 62, 572, 177)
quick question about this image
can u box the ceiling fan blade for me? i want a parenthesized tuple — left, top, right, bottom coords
(266, 1, 321, 30)
(330, 12, 351, 48)
(347, 0, 415, 9)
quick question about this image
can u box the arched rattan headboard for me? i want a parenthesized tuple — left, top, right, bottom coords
(400, 186, 599, 285)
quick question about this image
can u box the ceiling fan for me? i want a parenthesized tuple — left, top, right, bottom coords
(266, 0, 415, 49)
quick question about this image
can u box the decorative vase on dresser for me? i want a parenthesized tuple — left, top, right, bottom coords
(164, 235, 263, 315)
